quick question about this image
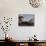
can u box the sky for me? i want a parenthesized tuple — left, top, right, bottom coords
(21, 14, 34, 22)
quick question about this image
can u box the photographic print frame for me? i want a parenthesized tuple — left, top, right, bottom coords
(18, 14, 35, 26)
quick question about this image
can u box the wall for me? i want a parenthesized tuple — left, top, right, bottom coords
(0, 0, 46, 40)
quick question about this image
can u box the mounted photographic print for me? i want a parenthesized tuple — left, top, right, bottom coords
(18, 14, 35, 26)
